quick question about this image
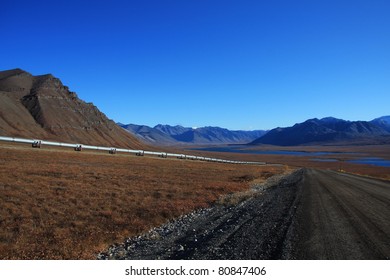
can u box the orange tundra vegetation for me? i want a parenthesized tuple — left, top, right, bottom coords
(0, 143, 285, 259)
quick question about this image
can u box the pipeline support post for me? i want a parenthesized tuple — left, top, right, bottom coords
(32, 140, 41, 148)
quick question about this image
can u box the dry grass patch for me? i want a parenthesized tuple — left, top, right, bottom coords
(218, 167, 295, 206)
(0, 144, 284, 259)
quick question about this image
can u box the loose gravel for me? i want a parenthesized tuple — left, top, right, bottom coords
(98, 169, 303, 260)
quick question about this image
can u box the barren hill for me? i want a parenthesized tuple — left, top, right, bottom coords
(0, 68, 143, 149)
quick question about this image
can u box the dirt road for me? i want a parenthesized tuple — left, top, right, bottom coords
(99, 169, 390, 260)
(292, 169, 390, 259)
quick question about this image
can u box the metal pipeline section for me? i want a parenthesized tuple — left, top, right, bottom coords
(0, 136, 266, 165)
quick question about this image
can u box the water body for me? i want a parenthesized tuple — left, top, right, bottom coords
(313, 158, 390, 167)
(348, 158, 390, 167)
(311, 159, 339, 162)
(192, 146, 349, 156)
(192, 146, 390, 167)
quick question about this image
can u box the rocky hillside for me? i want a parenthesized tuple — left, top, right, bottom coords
(0, 68, 143, 148)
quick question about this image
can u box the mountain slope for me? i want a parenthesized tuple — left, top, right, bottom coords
(173, 126, 267, 144)
(371, 116, 390, 132)
(0, 68, 143, 148)
(154, 124, 191, 136)
(250, 117, 390, 146)
(121, 124, 178, 144)
(121, 124, 267, 145)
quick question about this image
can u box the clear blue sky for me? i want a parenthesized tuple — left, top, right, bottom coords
(1, 0, 389, 130)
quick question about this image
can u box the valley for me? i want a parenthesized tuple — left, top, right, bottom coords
(1, 68, 389, 260)
(189, 144, 390, 180)
(1, 139, 388, 259)
(100, 169, 390, 260)
(0, 142, 284, 259)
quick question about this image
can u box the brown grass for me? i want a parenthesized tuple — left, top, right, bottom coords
(0, 143, 284, 259)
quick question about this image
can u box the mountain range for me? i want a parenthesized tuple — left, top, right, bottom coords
(121, 123, 267, 145)
(249, 117, 390, 146)
(1, 68, 389, 148)
(0, 69, 143, 148)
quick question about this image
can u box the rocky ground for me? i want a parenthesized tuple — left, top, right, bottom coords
(98, 170, 304, 260)
(98, 168, 390, 260)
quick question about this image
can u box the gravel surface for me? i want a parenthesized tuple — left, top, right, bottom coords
(98, 170, 303, 260)
(291, 169, 390, 259)
(98, 168, 390, 260)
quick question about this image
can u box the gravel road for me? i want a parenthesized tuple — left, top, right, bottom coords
(292, 169, 390, 259)
(98, 169, 390, 260)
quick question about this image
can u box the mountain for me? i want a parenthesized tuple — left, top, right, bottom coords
(0, 68, 143, 148)
(250, 117, 390, 146)
(371, 116, 390, 132)
(121, 123, 267, 145)
(121, 124, 177, 145)
(172, 126, 267, 144)
(154, 124, 191, 136)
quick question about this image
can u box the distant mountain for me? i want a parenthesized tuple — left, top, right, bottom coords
(154, 124, 191, 136)
(121, 124, 267, 145)
(0, 68, 144, 148)
(250, 117, 390, 146)
(371, 116, 390, 132)
(172, 126, 267, 144)
(121, 124, 177, 145)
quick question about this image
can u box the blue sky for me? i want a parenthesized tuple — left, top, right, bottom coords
(1, 0, 389, 130)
